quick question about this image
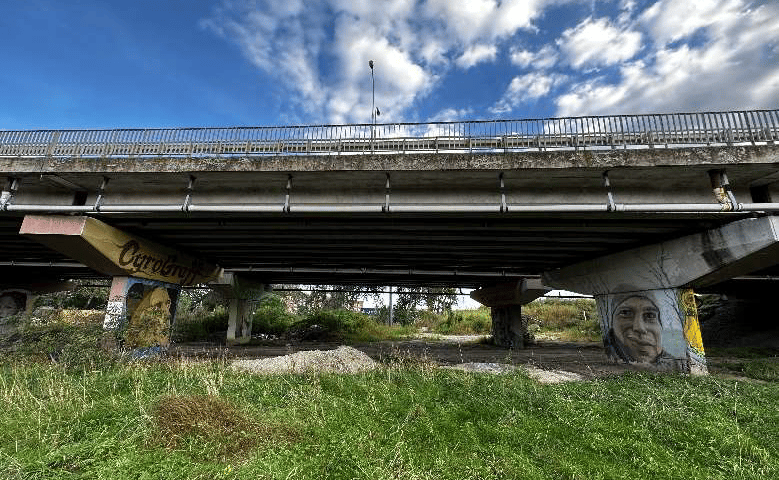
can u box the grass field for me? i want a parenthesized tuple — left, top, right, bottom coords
(2, 355, 779, 479)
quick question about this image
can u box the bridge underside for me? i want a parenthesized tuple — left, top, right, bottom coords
(0, 212, 741, 288)
(3, 146, 779, 290)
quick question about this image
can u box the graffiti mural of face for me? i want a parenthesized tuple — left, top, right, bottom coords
(0, 295, 20, 319)
(612, 296, 662, 363)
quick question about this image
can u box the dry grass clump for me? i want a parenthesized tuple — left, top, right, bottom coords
(152, 394, 299, 461)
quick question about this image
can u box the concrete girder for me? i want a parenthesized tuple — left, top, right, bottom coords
(542, 216, 779, 295)
(18, 214, 222, 352)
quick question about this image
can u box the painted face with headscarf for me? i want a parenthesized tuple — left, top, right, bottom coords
(612, 295, 662, 363)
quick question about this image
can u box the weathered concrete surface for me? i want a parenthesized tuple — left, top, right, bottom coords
(2, 145, 777, 173)
(470, 279, 550, 307)
(104, 276, 180, 349)
(471, 279, 550, 349)
(540, 216, 779, 373)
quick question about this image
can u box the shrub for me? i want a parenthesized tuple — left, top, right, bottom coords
(252, 294, 299, 335)
(435, 308, 492, 335)
(297, 309, 371, 335)
(11, 319, 116, 369)
(171, 306, 229, 342)
(34, 284, 109, 310)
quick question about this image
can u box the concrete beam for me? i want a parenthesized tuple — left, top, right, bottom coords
(19, 215, 222, 285)
(542, 216, 779, 295)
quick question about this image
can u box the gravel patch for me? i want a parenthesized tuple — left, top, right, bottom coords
(231, 345, 378, 375)
(444, 362, 585, 383)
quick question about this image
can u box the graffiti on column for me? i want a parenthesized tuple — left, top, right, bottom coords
(598, 286, 706, 373)
(117, 240, 211, 285)
(124, 286, 174, 349)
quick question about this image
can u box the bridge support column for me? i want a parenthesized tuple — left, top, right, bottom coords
(20, 215, 221, 351)
(104, 276, 180, 350)
(594, 287, 705, 373)
(471, 279, 551, 348)
(544, 216, 779, 373)
(210, 273, 268, 346)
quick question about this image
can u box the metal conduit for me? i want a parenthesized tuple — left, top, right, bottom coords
(0, 261, 86, 268)
(231, 266, 517, 277)
(4, 202, 779, 214)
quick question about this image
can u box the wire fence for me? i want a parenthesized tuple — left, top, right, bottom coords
(0, 110, 777, 158)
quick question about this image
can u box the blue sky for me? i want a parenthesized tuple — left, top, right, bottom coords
(2, 0, 778, 129)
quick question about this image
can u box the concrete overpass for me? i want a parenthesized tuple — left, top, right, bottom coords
(2, 109, 778, 371)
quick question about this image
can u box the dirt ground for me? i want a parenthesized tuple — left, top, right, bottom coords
(171, 335, 661, 379)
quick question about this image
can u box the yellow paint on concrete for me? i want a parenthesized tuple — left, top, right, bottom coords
(680, 288, 705, 356)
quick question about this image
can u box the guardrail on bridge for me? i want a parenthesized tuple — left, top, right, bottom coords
(0, 109, 776, 158)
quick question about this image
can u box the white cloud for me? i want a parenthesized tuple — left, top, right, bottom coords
(557, 17, 643, 69)
(456, 44, 497, 68)
(429, 107, 475, 122)
(640, 0, 744, 46)
(423, 0, 545, 44)
(510, 44, 558, 69)
(491, 73, 567, 114)
(556, 0, 779, 116)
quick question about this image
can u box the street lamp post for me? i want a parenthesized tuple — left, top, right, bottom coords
(369, 60, 375, 151)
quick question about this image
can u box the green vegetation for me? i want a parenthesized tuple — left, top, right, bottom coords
(170, 295, 603, 344)
(524, 298, 601, 342)
(3, 294, 779, 478)
(1, 354, 779, 479)
(251, 294, 299, 335)
(417, 307, 492, 335)
(172, 306, 229, 343)
(706, 347, 779, 382)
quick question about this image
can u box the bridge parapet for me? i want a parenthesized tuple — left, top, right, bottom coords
(1, 110, 776, 158)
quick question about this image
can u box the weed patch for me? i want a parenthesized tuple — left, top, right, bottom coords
(172, 306, 228, 342)
(151, 394, 300, 462)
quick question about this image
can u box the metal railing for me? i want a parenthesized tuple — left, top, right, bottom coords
(0, 110, 777, 158)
